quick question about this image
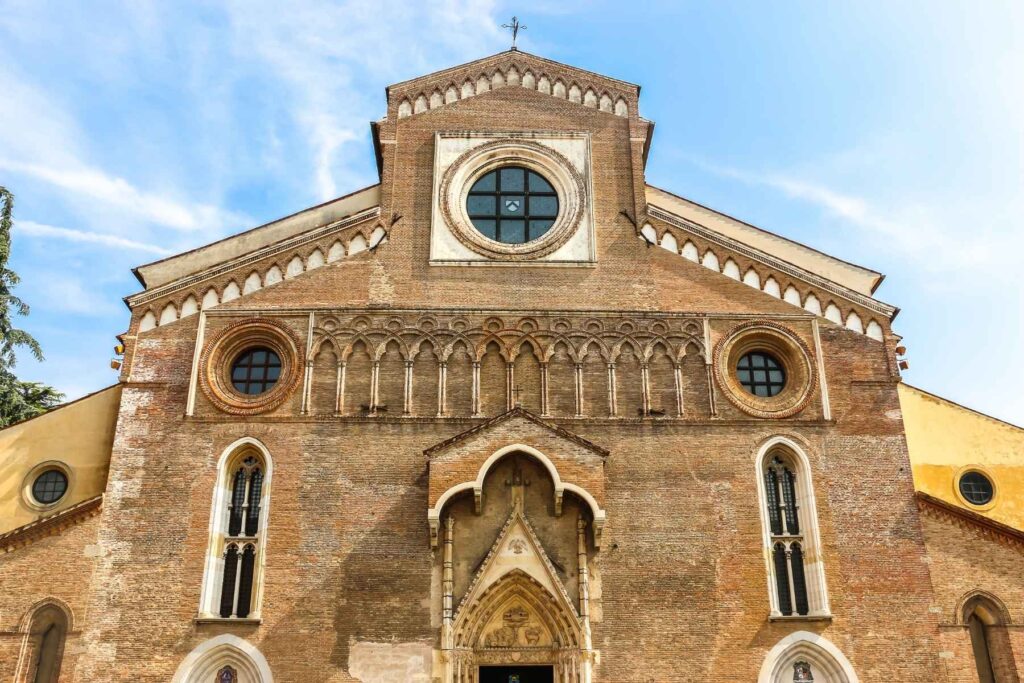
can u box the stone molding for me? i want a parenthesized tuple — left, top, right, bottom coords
(424, 406, 609, 459)
(916, 491, 1024, 551)
(0, 494, 102, 554)
(647, 205, 894, 337)
(437, 138, 587, 260)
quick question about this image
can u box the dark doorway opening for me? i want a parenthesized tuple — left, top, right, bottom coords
(478, 665, 554, 683)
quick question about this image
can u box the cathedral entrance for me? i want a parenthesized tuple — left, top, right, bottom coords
(479, 666, 555, 683)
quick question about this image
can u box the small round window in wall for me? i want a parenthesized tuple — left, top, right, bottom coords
(466, 166, 559, 244)
(736, 351, 787, 397)
(959, 471, 994, 506)
(32, 469, 68, 505)
(231, 347, 282, 395)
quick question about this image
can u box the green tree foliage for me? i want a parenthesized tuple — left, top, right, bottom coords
(0, 186, 64, 427)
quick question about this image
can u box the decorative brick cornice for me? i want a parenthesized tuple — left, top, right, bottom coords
(916, 491, 1024, 550)
(0, 495, 102, 554)
(648, 204, 897, 319)
(424, 406, 609, 458)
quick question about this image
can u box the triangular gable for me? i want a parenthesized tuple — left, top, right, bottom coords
(424, 406, 609, 459)
(454, 509, 578, 621)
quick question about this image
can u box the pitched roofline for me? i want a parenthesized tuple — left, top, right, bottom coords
(423, 406, 610, 458)
(0, 495, 103, 554)
(916, 491, 1024, 549)
(0, 383, 121, 434)
(647, 202, 897, 319)
(902, 382, 1024, 431)
(646, 183, 885, 294)
(126, 204, 380, 308)
(132, 183, 380, 288)
(385, 49, 640, 97)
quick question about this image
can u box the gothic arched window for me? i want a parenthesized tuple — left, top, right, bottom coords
(19, 603, 68, 683)
(199, 441, 272, 620)
(758, 441, 829, 618)
(962, 593, 1018, 683)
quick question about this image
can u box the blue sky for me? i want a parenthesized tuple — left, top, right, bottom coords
(1, 1, 1021, 424)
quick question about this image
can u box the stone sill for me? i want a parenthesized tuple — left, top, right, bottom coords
(194, 617, 262, 626)
(769, 614, 833, 623)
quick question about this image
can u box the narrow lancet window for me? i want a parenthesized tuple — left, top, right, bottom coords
(759, 444, 828, 618)
(202, 442, 271, 620)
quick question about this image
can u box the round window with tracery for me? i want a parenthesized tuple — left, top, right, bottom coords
(466, 166, 559, 244)
(230, 347, 282, 395)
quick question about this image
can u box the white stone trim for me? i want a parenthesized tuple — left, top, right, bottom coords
(197, 437, 275, 620)
(171, 634, 273, 683)
(428, 442, 606, 548)
(758, 630, 858, 683)
(754, 436, 831, 618)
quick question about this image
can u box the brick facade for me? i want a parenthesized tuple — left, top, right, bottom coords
(3, 50, 1003, 682)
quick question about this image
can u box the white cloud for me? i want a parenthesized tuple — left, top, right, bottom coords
(223, 0, 503, 200)
(0, 159, 247, 233)
(691, 158, 1017, 278)
(16, 220, 172, 255)
(26, 271, 119, 317)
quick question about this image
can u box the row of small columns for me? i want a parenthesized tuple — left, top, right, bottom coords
(301, 358, 718, 418)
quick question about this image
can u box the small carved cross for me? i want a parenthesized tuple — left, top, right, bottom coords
(511, 384, 524, 406)
(501, 16, 527, 49)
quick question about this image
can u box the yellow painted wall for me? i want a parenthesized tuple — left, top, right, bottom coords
(900, 383, 1024, 529)
(0, 385, 120, 534)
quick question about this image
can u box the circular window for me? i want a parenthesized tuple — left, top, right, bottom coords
(231, 347, 282, 395)
(32, 469, 68, 505)
(466, 166, 559, 244)
(199, 318, 303, 415)
(959, 471, 994, 506)
(714, 322, 817, 419)
(736, 351, 787, 397)
(438, 139, 587, 260)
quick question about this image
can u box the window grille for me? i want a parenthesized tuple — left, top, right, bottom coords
(217, 453, 265, 619)
(766, 455, 810, 616)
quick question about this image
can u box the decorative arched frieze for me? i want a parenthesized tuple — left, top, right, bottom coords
(639, 217, 893, 342)
(133, 219, 385, 333)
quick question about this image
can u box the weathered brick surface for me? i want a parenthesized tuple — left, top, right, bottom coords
(0, 514, 100, 680)
(4, 56, 963, 682)
(920, 505, 1024, 682)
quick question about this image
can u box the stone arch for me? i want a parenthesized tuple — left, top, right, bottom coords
(659, 231, 678, 253)
(429, 444, 606, 546)
(758, 631, 858, 683)
(311, 339, 339, 415)
(453, 568, 581, 651)
(139, 309, 158, 332)
(958, 589, 1013, 626)
(16, 598, 73, 683)
(243, 271, 262, 294)
(160, 302, 178, 325)
(171, 634, 273, 683)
